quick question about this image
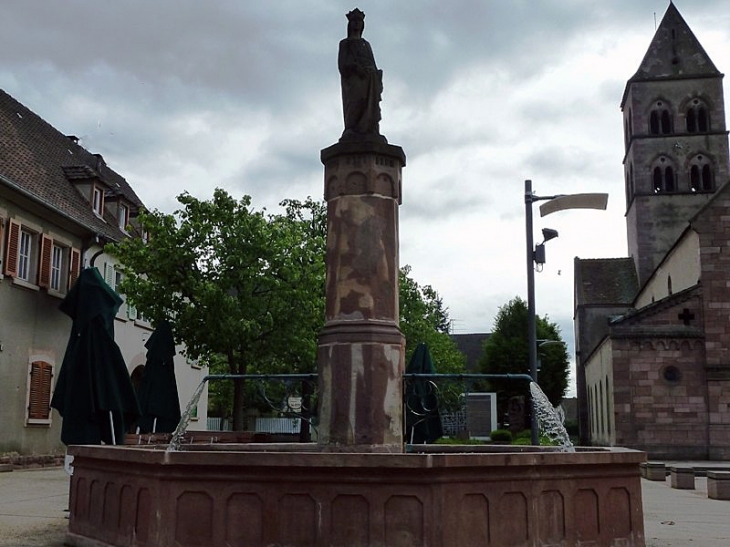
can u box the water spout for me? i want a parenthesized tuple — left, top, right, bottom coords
(530, 382, 575, 452)
(167, 379, 207, 452)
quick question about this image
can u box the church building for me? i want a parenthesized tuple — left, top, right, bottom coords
(574, 3, 730, 459)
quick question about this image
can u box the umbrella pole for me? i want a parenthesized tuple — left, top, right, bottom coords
(153, 417, 157, 434)
(109, 411, 116, 445)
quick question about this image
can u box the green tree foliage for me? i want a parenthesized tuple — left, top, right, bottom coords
(109, 189, 326, 429)
(399, 265, 465, 374)
(479, 296, 569, 407)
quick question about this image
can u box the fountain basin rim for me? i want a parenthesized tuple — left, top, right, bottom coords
(68, 444, 645, 470)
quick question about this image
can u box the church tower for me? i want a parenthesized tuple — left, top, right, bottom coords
(622, 2, 730, 285)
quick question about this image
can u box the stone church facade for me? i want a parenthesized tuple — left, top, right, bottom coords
(574, 3, 730, 459)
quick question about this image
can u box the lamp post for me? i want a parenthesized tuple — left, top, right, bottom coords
(525, 179, 608, 446)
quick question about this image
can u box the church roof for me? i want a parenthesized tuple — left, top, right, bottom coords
(574, 257, 638, 306)
(0, 89, 144, 242)
(621, 3, 722, 107)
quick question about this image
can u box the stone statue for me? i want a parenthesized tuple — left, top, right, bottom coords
(339, 9, 384, 142)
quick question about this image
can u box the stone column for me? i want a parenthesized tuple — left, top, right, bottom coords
(317, 140, 406, 451)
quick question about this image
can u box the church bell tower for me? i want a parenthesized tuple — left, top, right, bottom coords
(622, 3, 730, 285)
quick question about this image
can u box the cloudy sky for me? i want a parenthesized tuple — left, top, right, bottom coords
(3, 1, 730, 392)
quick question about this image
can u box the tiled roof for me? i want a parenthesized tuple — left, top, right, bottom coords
(574, 257, 638, 306)
(0, 89, 144, 242)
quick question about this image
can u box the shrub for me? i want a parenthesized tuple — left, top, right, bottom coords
(489, 429, 513, 442)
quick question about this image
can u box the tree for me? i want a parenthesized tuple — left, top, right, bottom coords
(399, 265, 465, 374)
(479, 296, 569, 409)
(110, 189, 326, 430)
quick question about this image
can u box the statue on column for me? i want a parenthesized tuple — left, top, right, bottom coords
(339, 9, 385, 142)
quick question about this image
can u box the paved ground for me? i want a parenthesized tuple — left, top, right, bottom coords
(1, 465, 728, 546)
(0, 467, 69, 547)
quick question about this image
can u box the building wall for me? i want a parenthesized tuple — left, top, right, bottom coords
(635, 230, 700, 308)
(692, 188, 730, 458)
(584, 338, 615, 446)
(0, 199, 81, 455)
(610, 335, 708, 459)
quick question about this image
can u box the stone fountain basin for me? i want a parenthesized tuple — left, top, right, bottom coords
(66, 443, 646, 547)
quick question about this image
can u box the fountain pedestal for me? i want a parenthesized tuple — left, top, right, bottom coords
(317, 141, 406, 451)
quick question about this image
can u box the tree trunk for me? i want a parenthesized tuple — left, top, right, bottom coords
(230, 354, 248, 431)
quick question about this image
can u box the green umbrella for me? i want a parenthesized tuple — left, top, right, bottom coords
(405, 342, 443, 444)
(136, 320, 181, 434)
(51, 268, 140, 445)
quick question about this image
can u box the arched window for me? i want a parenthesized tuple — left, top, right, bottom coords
(686, 98, 710, 133)
(649, 101, 672, 135)
(625, 163, 635, 205)
(689, 154, 714, 192)
(652, 156, 676, 193)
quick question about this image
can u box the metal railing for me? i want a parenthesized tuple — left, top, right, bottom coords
(203, 372, 534, 443)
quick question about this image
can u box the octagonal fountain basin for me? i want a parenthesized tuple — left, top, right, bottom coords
(66, 443, 646, 547)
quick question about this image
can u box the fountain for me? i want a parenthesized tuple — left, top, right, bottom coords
(64, 9, 646, 547)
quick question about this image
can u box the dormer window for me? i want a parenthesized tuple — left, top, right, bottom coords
(118, 203, 130, 231)
(92, 186, 104, 216)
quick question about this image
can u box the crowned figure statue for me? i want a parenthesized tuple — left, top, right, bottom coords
(338, 9, 385, 142)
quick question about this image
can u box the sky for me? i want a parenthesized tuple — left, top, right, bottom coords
(2, 1, 730, 395)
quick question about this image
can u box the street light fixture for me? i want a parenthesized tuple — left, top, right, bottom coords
(525, 179, 607, 446)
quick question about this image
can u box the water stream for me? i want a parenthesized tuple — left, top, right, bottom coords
(530, 382, 575, 452)
(167, 379, 207, 452)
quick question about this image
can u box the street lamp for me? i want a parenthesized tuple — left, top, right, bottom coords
(525, 179, 607, 445)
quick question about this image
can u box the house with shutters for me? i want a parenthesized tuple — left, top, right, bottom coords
(0, 89, 207, 458)
(574, 4, 730, 460)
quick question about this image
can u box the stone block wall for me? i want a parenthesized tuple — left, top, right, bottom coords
(611, 336, 709, 459)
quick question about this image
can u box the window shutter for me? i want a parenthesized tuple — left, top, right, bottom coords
(38, 235, 53, 288)
(127, 304, 138, 321)
(103, 262, 115, 289)
(4, 219, 20, 277)
(28, 361, 53, 420)
(68, 248, 81, 290)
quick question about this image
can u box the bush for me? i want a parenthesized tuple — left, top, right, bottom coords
(514, 429, 532, 440)
(489, 429, 513, 442)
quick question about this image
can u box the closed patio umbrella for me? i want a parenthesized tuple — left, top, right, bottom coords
(51, 267, 140, 445)
(405, 342, 443, 444)
(135, 320, 181, 433)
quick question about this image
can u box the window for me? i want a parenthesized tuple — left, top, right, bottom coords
(103, 262, 116, 290)
(689, 154, 714, 192)
(92, 186, 104, 216)
(50, 245, 65, 292)
(649, 101, 672, 135)
(4, 219, 81, 292)
(27, 360, 53, 424)
(18, 230, 33, 281)
(686, 99, 710, 133)
(651, 156, 676, 193)
(118, 203, 129, 231)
